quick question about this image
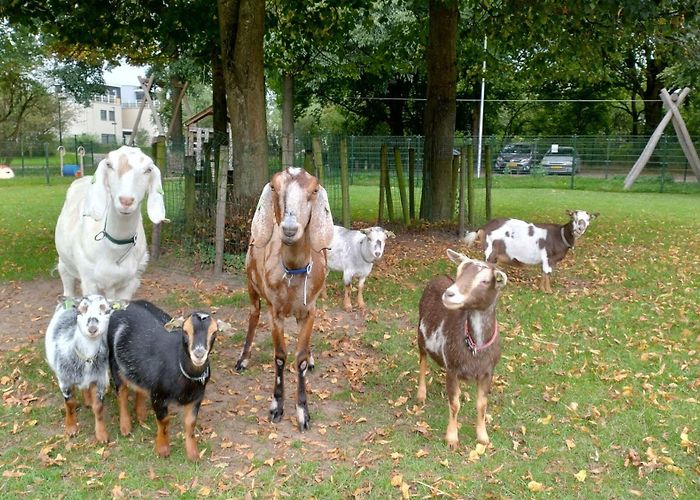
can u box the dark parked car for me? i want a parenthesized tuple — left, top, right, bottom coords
(494, 143, 536, 174)
(540, 145, 580, 175)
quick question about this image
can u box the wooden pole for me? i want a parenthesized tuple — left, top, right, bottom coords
(624, 87, 690, 189)
(378, 144, 387, 223)
(151, 137, 167, 260)
(451, 153, 459, 218)
(303, 149, 313, 174)
(312, 137, 324, 184)
(339, 137, 351, 227)
(660, 88, 700, 179)
(129, 74, 154, 146)
(384, 148, 394, 222)
(214, 140, 229, 275)
(458, 146, 466, 237)
(393, 147, 410, 226)
(408, 147, 416, 221)
(467, 144, 474, 226)
(485, 145, 492, 220)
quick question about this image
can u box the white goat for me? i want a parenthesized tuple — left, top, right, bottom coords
(326, 225, 395, 311)
(55, 146, 166, 300)
(45, 295, 116, 442)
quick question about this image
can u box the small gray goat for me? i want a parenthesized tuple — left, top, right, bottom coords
(45, 295, 117, 442)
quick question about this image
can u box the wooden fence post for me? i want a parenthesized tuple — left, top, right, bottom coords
(451, 153, 460, 217)
(312, 137, 324, 184)
(378, 144, 387, 223)
(393, 147, 410, 226)
(485, 145, 492, 221)
(467, 144, 474, 226)
(408, 147, 415, 221)
(339, 137, 351, 227)
(458, 146, 466, 237)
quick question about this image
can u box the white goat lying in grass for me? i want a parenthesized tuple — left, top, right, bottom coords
(55, 146, 166, 300)
(326, 225, 395, 311)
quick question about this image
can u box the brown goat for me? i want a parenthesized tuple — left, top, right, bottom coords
(417, 249, 507, 449)
(237, 167, 334, 431)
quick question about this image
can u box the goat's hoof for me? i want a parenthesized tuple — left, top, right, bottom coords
(120, 422, 132, 436)
(95, 430, 108, 443)
(235, 358, 248, 372)
(308, 356, 315, 373)
(269, 407, 284, 423)
(296, 404, 310, 431)
(416, 390, 426, 404)
(447, 439, 459, 451)
(476, 434, 490, 446)
(186, 447, 200, 461)
(156, 444, 171, 458)
(65, 425, 79, 437)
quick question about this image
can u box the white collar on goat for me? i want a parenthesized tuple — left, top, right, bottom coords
(179, 361, 209, 384)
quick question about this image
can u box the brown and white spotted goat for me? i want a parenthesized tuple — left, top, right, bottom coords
(463, 210, 598, 292)
(417, 250, 507, 449)
(238, 167, 334, 431)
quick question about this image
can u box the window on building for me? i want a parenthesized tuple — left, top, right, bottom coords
(109, 110, 115, 122)
(101, 134, 117, 144)
(100, 110, 107, 121)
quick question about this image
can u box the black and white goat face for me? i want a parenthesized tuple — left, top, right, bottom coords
(442, 249, 507, 310)
(84, 145, 166, 224)
(182, 313, 218, 367)
(361, 227, 395, 260)
(75, 295, 113, 340)
(567, 210, 599, 239)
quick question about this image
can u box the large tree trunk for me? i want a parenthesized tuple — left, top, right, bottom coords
(420, 0, 458, 221)
(387, 79, 405, 136)
(281, 72, 294, 169)
(218, 0, 268, 218)
(642, 47, 664, 135)
(170, 76, 185, 147)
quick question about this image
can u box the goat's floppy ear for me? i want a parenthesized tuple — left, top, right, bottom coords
(566, 209, 575, 217)
(83, 158, 110, 220)
(250, 183, 275, 247)
(360, 228, 371, 235)
(147, 165, 167, 224)
(446, 248, 472, 265)
(385, 230, 396, 239)
(309, 186, 334, 252)
(591, 212, 599, 220)
(58, 295, 77, 309)
(494, 269, 508, 288)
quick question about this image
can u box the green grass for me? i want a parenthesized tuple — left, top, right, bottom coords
(1, 173, 699, 497)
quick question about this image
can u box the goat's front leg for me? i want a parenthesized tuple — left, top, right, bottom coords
(57, 260, 77, 298)
(90, 383, 108, 443)
(539, 252, 553, 293)
(236, 286, 261, 371)
(295, 310, 315, 431)
(475, 376, 492, 445)
(153, 396, 171, 458)
(61, 386, 79, 437)
(183, 400, 202, 461)
(116, 383, 132, 436)
(357, 276, 367, 310)
(445, 372, 461, 450)
(269, 314, 287, 423)
(417, 345, 428, 403)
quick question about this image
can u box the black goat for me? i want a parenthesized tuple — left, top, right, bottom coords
(108, 301, 217, 461)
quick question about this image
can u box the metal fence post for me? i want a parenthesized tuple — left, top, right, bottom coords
(604, 138, 610, 180)
(571, 134, 577, 190)
(660, 135, 667, 193)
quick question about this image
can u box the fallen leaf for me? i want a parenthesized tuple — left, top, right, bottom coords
(574, 470, 587, 482)
(528, 480, 545, 492)
(391, 474, 403, 487)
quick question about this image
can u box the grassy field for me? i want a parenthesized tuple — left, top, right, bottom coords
(0, 176, 698, 497)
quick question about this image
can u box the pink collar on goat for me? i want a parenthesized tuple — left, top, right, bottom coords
(464, 320, 499, 355)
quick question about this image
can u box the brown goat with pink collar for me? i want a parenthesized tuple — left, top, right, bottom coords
(417, 249, 507, 449)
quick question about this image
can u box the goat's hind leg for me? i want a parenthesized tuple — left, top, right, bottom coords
(236, 285, 261, 372)
(294, 310, 315, 431)
(57, 260, 77, 298)
(152, 396, 171, 458)
(416, 343, 428, 404)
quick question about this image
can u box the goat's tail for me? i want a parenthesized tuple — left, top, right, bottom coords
(463, 230, 480, 247)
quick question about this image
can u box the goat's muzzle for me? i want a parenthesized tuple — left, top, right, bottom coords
(190, 346, 209, 367)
